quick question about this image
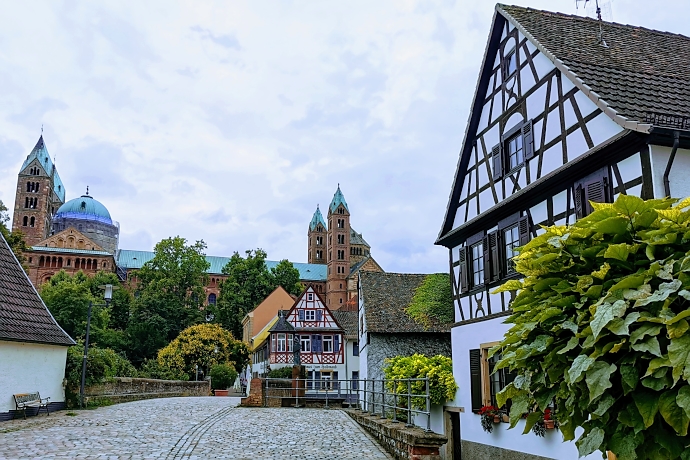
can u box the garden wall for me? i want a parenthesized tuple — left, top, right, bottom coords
(84, 377, 210, 405)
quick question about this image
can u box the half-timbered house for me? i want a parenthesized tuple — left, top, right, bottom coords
(254, 286, 359, 392)
(436, 5, 690, 459)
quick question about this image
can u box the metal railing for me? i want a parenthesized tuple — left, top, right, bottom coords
(263, 377, 431, 432)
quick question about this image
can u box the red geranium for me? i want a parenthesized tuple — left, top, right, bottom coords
(479, 405, 499, 416)
(544, 408, 552, 421)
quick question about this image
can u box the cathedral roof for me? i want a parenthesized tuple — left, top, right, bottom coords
(54, 193, 113, 225)
(309, 205, 327, 231)
(19, 136, 66, 202)
(329, 185, 349, 213)
(350, 228, 370, 248)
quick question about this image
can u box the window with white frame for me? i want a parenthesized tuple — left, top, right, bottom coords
(323, 335, 333, 352)
(471, 242, 484, 287)
(287, 334, 293, 352)
(503, 224, 520, 275)
(305, 310, 316, 321)
(301, 335, 311, 352)
(307, 293, 313, 301)
(277, 333, 286, 352)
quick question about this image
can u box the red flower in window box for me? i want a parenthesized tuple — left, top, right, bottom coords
(479, 405, 501, 433)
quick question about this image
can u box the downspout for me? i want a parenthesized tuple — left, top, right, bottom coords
(663, 131, 681, 197)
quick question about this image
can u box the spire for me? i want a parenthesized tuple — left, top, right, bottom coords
(329, 184, 349, 213)
(309, 205, 327, 231)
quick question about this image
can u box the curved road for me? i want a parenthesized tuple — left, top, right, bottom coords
(0, 397, 392, 459)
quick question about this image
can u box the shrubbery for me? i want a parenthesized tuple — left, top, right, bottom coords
(266, 366, 294, 379)
(210, 364, 238, 390)
(493, 195, 690, 459)
(383, 354, 457, 408)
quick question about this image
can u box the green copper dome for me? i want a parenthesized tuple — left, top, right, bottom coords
(329, 185, 349, 213)
(54, 193, 113, 224)
(309, 205, 327, 231)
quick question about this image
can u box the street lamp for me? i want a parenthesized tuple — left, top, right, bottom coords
(80, 284, 118, 408)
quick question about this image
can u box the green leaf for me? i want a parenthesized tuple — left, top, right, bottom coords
(630, 323, 663, 344)
(566, 355, 595, 384)
(522, 411, 542, 434)
(634, 279, 682, 307)
(576, 427, 605, 457)
(666, 309, 690, 325)
(621, 363, 639, 394)
(609, 275, 646, 294)
(534, 386, 559, 412)
(680, 255, 690, 273)
(593, 216, 629, 235)
(668, 319, 689, 339)
(496, 383, 519, 409)
(605, 243, 631, 261)
(631, 336, 662, 357)
(561, 321, 578, 334)
(614, 194, 649, 215)
(677, 386, 690, 419)
(668, 333, 690, 383)
(592, 393, 616, 417)
(646, 244, 655, 261)
(591, 300, 627, 339)
(586, 361, 617, 402)
(618, 403, 646, 434)
(609, 430, 640, 460)
(644, 357, 671, 377)
(491, 279, 522, 293)
(659, 390, 690, 436)
(607, 312, 641, 336)
(558, 336, 580, 355)
(508, 392, 529, 428)
(679, 290, 690, 301)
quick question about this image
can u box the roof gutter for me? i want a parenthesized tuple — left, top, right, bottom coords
(663, 131, 681, 197)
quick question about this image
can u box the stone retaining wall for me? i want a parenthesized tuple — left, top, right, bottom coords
(346, 409, 447, 460)
(84, 377, 210, 405)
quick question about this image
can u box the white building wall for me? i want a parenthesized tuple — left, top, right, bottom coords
(0, 341, 68, 413)
(649, 145, 690, 199)
(451, 318, 600, 459)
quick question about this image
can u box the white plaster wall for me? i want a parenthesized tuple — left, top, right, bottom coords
(0, 341, 68, 413)
(649, 145, 690, 199)
(450, 319, 600, 459)
(344, 337, 360, 385)
(414, 403, 445, 435)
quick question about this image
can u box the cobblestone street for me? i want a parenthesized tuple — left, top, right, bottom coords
(0, 397, 392, 459)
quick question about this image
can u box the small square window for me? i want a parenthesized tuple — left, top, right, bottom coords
(307, 293, 313, 301)
(305, 310, 316, 321)
(505, 132, 524, 171)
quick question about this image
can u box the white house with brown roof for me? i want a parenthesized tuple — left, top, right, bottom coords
(436, 4, 690, 458)
(0, 232, 75, 421)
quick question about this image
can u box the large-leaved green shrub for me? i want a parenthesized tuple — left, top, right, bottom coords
(493, 195, 690, 459)
(383, 354, 456, 408)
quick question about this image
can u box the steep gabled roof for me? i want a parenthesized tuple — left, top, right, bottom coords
(0, 232, 75, 346)
(309, 205, 327, 231)
(498, 4, 690, 127)
(360, 272, 452, 334)
(329, 185, 349, 214)
(268, 311, 295, 332)
(350, 227, 370, 248)
(19, 136, 66, 203)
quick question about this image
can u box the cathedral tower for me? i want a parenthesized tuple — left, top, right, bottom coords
(12, 136, 66, 247)
(326, 185, 350, 308)
(307, 205, 327, 264)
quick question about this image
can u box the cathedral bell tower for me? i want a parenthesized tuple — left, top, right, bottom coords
(326, 185, 350, 309)
(308, 205, 327, 265)
(12, 136, 66, 247)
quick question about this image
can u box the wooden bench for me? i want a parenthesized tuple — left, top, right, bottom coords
(13, 392, 50, 419)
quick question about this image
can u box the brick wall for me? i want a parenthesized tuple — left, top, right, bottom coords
(84, 377, 209, 405)
(240, 378, 264, 407)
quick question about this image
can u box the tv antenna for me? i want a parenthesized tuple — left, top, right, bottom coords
(575, 0, 611, 47)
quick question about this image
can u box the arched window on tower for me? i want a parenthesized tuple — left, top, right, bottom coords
(30, 217, 35, 227)
(208, 294, 217, 305)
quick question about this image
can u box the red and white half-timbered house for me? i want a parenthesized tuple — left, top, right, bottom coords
(257, 285, 359, 391)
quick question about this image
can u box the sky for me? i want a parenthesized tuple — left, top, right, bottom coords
(0, 0, 687, 274)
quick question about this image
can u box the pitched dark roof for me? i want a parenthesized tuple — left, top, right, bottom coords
(499, 4, 690, 125)
(332, 310, 358, 339)
(360, 272, 452, 334)
(268, 311, 295, 332)
(0, 232, 75, 346)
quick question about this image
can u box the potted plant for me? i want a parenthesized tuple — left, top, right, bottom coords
(532, 408, 557, 437)
(210, 364, 237, 396)
(478, 405, 501, 433)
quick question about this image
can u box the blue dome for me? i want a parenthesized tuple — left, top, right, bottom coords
(54, 194, 113, 224)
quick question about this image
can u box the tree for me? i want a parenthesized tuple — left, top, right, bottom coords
(213, 249, 302, 338)
(0, 199, 28, 265)
(40, 270, 129, 353)
(157, 323, 249, 379)
(493, 195, 690, 459)
(127, 236, 210, 364)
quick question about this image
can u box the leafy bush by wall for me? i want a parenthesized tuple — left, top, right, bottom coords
(383, 354, 457, 408)
(405, 274, 454, 328)
(210, 364, 238, 390)
(266, 366, 294, 379)
(493, 195, 690, 459)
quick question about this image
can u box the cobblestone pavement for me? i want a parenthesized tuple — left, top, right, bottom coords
(0, 397, 392, 459)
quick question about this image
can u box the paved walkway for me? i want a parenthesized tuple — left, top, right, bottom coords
(0, 397, 392, 459)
